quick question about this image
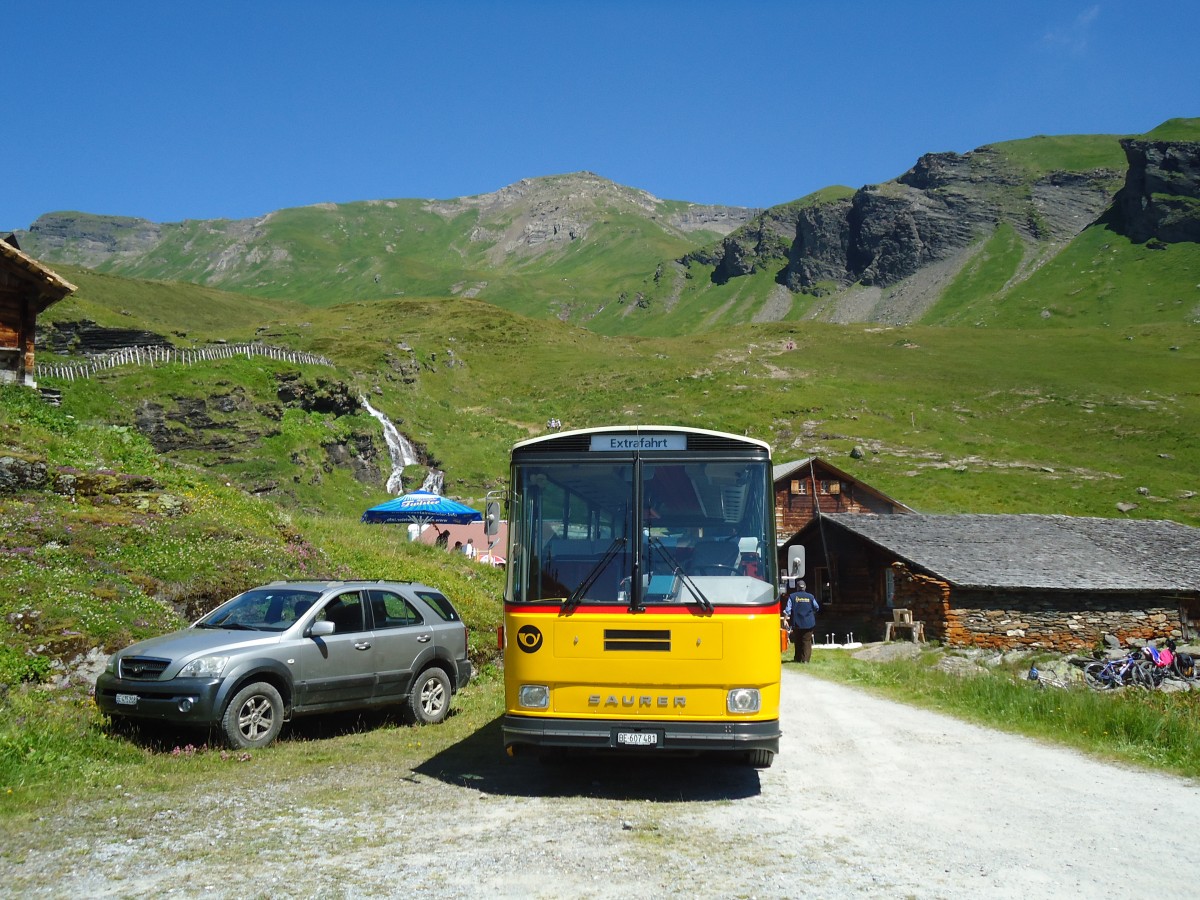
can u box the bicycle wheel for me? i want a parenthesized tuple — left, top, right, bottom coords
(1083, 662, 1115, 691)
(1115, 661, 1141, 688)
(1133, 660, 1160, 690)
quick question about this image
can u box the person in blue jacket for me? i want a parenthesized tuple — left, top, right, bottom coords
(783, 580, 820, 663)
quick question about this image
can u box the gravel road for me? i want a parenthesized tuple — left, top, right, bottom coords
(7, 670, 1199, 898)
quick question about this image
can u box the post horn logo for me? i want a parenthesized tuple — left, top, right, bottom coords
(516, 624, 544, 654)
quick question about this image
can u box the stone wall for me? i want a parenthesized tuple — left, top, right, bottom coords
(891, 563, 1188, 651)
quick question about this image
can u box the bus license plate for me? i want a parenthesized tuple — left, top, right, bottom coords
(617, 731, 658, 747)
(115, 693, 138, 706)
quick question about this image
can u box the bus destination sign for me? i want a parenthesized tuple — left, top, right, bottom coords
(589, 434, 687, 452)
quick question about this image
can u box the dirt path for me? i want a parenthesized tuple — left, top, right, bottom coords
(7, 671, 1198, 898)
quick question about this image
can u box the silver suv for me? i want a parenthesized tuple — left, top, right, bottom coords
(96, 580, 473, 748)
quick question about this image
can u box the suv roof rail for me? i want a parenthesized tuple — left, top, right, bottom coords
(264, 579, 419, 586)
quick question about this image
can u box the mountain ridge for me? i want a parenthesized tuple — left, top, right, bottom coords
(17, 120, 1200, 335)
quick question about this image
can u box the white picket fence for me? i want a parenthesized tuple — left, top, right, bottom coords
(35, 343, 334, 381)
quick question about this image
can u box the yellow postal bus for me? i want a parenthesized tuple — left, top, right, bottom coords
(496, 426, 781, 766)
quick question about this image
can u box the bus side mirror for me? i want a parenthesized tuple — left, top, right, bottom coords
(485, 501, 500, 537)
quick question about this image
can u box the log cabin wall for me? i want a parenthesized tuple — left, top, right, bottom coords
(0, 239, 77, 386)
(0, 269, 29, 384)
(795, 526, 896, 641)
(775, 462, 907, 538)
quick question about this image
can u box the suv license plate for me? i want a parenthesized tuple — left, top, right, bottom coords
(115, 693, 138, 706)
(616, 731, 658, 747)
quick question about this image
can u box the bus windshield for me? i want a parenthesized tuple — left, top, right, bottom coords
(508, 458, 774, 607)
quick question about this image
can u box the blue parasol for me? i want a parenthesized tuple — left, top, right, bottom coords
(361, 490, 483, 526)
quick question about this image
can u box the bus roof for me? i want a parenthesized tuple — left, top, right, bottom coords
(512, 425, 771, 453)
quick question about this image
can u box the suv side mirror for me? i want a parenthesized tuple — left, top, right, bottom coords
(309, 620, 335, 637)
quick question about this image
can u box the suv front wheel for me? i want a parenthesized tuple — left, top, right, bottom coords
(406, 667, 451, 725)
(221, 681, 284, 749)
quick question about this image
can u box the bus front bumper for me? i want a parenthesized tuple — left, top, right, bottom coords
(502, 714, 780, 755)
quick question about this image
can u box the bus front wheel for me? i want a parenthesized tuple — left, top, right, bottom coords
(746, 749, 774, 768)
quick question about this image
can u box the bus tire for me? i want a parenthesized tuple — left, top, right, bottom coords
(747, 749, 774, 768)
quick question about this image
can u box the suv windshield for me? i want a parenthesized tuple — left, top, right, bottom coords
(197, 588, 322, 632)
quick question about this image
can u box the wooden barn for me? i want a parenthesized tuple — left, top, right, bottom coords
(773, 457, 911, 582)
(791, 512, 1200, 651)
(0, 236, 76, 387)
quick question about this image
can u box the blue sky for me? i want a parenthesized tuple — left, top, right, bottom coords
(6, 1, 1197, 231)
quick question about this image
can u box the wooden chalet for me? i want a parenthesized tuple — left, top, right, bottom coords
(773, 457, 911, 579)
(791, 512, 1200, 651)
(0, 236, 76, 387)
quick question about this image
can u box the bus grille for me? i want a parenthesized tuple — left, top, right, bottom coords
(604, 629, 671, 652)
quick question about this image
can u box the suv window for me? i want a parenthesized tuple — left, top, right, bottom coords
(316, 591, 366, 633)
(415, 590, 459, 621)
(368, 590, 424, 629)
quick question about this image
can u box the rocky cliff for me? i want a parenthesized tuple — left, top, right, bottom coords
(1110, 139, 1200, 244)
(688, 145, 1124, 300)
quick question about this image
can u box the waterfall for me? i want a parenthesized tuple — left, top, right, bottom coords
(421, 469, 444, 494)
(360, 396, 420, 495)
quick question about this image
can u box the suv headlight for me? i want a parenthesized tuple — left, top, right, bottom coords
(177, 656, 230, 679)
(727, 688, 761, 714)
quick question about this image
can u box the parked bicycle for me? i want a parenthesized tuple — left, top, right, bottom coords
(1137, 639, 1196, 684)
(1082, 652, 1157, 691)
(1164, 639, 1196, 680)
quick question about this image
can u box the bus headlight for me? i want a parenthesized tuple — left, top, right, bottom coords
(727, 688, 761, 714)
(518, 684, 550, 709)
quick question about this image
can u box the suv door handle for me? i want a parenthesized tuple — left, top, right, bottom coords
(354, 641, 372, 650)
(417, 634, 431, 643)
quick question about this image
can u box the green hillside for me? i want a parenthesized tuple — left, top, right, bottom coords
(34, 271, 1199, 528)
(921, 223, 1200, 328)
(45, 264, 307, 340)
(0, 383, 504, 680)
(987, 132, 1131, 174)
(1145, 117, 1200, 140)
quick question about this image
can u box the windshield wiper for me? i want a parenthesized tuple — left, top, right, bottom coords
(199, 617, 255, 630)
(563, 537, 627, 613)
(647, 536, 713, 613)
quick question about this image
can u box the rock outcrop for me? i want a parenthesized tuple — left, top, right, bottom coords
(1110, 138, 1200, 243)
(0, 453, 48, 493)
(681, 204, 802, 284)
(782, 148, 1121, 292)
(274, 373, 360, 417)
(23, 213, 163, 267)
(37, 319, 172, 356)
(681, 145, 1125, 303)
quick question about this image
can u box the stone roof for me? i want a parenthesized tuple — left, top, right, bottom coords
(819, 513, 1200, 592)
